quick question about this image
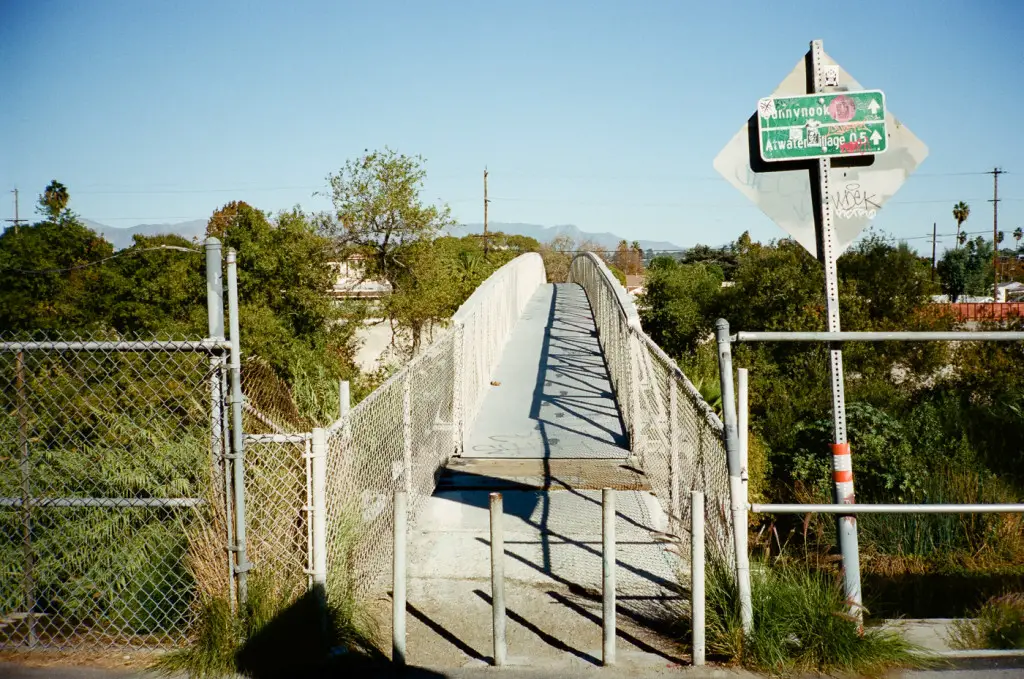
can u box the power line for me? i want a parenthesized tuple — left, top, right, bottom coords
(57, 169, 1013, 196)
(0, 244, 201, 276)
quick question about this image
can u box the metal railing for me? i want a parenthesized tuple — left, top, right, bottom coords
(717, 322, 1024, 642)
(568, 252, 734, 564)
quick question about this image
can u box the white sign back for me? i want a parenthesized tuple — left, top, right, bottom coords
(713, 49, 929, 257)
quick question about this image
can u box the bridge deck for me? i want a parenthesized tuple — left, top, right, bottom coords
(465, 283, 630, 459)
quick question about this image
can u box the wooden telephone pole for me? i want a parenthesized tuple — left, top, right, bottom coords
(989, 167, 1005, 300)
(5, 188, 28, 234)
(930, 222, 937, 282)
(483, 168, 490, 257)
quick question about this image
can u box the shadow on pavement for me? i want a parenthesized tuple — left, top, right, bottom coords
(472, 589, 601, 666)
(231, 586, 447, 679)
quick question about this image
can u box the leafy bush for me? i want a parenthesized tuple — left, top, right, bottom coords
(792, 402, 927, 503)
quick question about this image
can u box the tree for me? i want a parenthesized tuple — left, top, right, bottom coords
(0, 218, 116, 333)
(107, 233, 206, 335)
(838, 233, 933, 327)
(937, 238, 994, 302)
(1, 181, 117, 334)
(539, 235, 576, 283)
(207, 202, 356, 385)
(637, 257, 723, 356)
(958, 230, 968, 247)
(323, 148, 456, 353)
(953, 201, 970, 247)
(324, 148, 454, 283)
(38, 180, 71, 222)
(1014, 227, 1023, 249)
(996, 231, 1005, 246)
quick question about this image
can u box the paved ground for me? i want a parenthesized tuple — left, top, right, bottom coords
(4, 658, 1023, 678)
(464, 284, 629, 460)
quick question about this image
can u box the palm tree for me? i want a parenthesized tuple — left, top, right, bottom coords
(953, 201, 970, 247)
(39, 180, 70, 221)
(1014, 227, 1023, 250)
(997, 231, 1005, 246)
(958, 230, 968, 247)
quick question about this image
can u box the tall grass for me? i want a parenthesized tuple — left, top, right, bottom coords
(703, 558, 922, 677)
(950, 593, 1024, 650)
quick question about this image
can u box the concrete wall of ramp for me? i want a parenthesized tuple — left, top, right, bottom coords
(452, 252, 547, 454)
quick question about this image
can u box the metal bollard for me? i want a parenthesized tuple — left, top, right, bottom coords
(490, 492, 507, 666)
(603, 488, 616, 666)
(393, 490, 407, 666)
(339, 379, 350, 419)
(691, 491, 705, 667)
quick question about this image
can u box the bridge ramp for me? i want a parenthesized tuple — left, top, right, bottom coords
(403, 284, 687, 669)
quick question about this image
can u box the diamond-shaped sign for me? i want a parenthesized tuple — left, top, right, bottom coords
(713, 49, 929, 257)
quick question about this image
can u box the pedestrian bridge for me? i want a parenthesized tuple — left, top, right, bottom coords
(244, 252, 734, 664)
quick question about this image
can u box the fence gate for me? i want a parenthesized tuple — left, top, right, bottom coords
(0, 337, 233, 650)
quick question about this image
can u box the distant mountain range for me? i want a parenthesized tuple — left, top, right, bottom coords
(82, 219, 207, 250)
(453, 223, 683, 252)
(82, 218, 683, 253)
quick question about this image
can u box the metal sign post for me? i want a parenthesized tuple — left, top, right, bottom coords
(809, 39, 862, 622)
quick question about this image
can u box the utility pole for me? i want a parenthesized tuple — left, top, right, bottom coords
(483, 167, 490, 258)
(930, 222, 937, 283)
(989, 168, 1004, 300)
(5, 188, 28, 234)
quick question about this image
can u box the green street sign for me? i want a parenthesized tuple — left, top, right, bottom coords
(757, 90, 887, 161)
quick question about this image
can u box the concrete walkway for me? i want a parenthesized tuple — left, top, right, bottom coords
(405, 284, 685, 669)
(465, 283, 629, 460)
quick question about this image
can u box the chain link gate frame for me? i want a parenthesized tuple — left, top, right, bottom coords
(0, 238, 253, 651)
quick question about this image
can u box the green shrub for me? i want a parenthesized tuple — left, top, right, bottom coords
(950, 592, 1024, 650)
(704, 559, 922, 677)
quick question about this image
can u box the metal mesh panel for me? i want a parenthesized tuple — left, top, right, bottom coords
(243, 434, 311, 592)
(322, 332, 457, 598)
(568, 254, 734, 565)
(240, 357, 312, 434)
(0, 336, 230, 650)
(323, 365, 404, 598)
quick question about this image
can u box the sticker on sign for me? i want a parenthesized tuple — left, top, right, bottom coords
(757, 90, 887, 161)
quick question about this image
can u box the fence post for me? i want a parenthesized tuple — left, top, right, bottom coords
(311, 428, 327, 588)
(204, 237, 234, 611)
(226, 248, 250, 604)
(714, 319, 752, 635)
(691, 491, 705, 667)
(603, 488, 616, 666)
(339, 379, 350, 420)
(737, 368, 752, 631)
(452, 324, 465, 456)
(402, 371, 413, 496)
(669, 379, 680, 526)
(15, 350, 35, 647)
(490, 492, 507, 666)
(393, 490, 407, 666)
(628, 332, 643, 459)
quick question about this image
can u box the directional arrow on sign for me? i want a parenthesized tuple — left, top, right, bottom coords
(870, 130, 882, 146)
(713, 49, 929, 257)
(867, 99, 880, 115)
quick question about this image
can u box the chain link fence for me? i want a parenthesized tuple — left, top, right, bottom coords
(569, 253, 734, 565)
(0, 336, 233, 649)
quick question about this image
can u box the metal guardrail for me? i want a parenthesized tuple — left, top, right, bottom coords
(751, 503, 1024, 514)
(735, 331, 1024, 342)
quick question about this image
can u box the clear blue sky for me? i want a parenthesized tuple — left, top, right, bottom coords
(2, 0, 1022, 252)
